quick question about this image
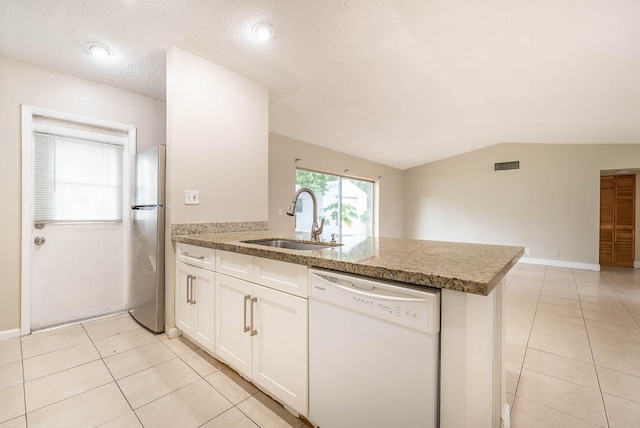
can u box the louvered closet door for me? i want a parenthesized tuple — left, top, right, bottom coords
(600, 175, 636, 267)
(599, 176, 615, 265)
(614, 175, 635, 267)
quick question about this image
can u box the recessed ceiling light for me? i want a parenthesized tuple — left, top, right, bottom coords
(252, 23, 274, 41)
(87, 43, 111, 58)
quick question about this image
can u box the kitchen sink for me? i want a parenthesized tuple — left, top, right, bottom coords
(242, 239, 337, 251)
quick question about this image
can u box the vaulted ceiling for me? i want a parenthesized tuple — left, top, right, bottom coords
(1, 0, 639, 169)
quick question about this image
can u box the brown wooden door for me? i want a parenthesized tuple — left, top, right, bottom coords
(600, 174, 636, 267)
(599, 176, 615, 265)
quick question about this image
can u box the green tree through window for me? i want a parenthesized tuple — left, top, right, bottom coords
(294, 169, 374, 238)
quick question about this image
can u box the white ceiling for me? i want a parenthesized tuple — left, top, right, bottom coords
(1, 1, 639, 170)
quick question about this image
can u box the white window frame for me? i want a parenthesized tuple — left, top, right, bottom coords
(20, 105, 137, 335)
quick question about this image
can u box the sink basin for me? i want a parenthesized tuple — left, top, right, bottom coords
(242, 239, 336, 251)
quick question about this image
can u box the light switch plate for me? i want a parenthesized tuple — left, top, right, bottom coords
(185, 190, 199, 205)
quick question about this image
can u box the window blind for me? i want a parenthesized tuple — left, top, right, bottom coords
(33, 132, 124, 223)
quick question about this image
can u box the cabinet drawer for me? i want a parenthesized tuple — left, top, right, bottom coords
(216, 250, 254, 281)
(176, 243, 216, 271)
(253, 257, 308, 298)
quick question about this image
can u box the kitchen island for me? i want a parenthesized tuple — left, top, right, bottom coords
(172, 226, 523, 428)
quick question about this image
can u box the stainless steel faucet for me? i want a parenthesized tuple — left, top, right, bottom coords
(286, 187, 325, 241)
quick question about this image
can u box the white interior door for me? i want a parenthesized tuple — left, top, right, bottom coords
(21, 106, 135, 333)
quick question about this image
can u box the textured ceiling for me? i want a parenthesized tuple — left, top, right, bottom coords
(1, 0, 639, 169)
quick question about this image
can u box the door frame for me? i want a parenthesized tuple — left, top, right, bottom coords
(20, 105, 137, 335)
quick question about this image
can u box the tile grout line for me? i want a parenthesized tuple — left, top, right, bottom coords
(106, 342, 180, 383)
(20, 335, 27, 428)
(80, 321, 145, 428)
(516, 268, 612, 426)
(606, 275, 640, 330)
(511, 267, 609, 425)
(574, 268, 610, 428)
(8, 319, 304, 427)
(22, 324, 125, 423)
(514, 394, 609, 428)
(511, 265, 546, 409)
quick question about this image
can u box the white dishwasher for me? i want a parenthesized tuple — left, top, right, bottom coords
(308, 269, 440, 428)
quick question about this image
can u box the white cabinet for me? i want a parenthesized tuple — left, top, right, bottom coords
(214, 273, 253, 377)
(177, 243, 216, 271)
(252, 283, 308, 415)
(214, 251, 308, 416)
(253, 257, 308, 298)
(216, 250, 253, 282)
(175, 262, 215, 353)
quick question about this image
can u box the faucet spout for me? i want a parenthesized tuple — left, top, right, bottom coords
(286, 187, 324, 241)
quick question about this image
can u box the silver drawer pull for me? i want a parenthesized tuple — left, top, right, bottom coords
(181, 252, 205, 260)
(250, 297, 257, 336)
(191, 276, 197, 305)
(186, 275, 192, 303)
(243, 295, 251, 333)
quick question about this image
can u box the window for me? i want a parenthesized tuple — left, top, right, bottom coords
(295, 169, 375, 237)
(33, 132, 124, 222)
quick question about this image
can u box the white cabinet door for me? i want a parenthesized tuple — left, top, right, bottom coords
(175, 262, 215, 353)
(175, 262, 197, 338)
(214, 273, 253, 378)
(253, 284, 309, 416)
(193, 268, 215, 353)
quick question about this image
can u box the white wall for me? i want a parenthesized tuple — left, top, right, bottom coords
(0, 54, 165, 333)
(166, 46, 269, 224)
(165, 47, 268, 329)
(268, 133, 404, 238)
(404, 143, 640, 267)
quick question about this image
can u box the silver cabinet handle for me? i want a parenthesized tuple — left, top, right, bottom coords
(191, 276, 197, 305)
(243, 295, 251, 333)
(250, 297, 257, 336)
(34, 236, 46, 246)
(186, 275, 192, 303)
(181, 252, 205, 260)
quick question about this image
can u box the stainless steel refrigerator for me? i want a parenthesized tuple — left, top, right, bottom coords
(129, 145, 166, 333)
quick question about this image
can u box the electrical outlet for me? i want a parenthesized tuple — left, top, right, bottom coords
(554, 250, 561, 257)
(278, 208, 283, 216)
(524, 247, 531, 255)
(184, 190, 199, 205)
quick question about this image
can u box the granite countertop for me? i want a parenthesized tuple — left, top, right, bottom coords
(172, 229, 523, 296)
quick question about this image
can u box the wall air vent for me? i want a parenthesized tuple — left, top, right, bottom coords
(494, 161, 520, 172)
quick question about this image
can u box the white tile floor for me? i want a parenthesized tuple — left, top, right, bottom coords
(506, 263, 640, 427)
(0, 313, 310, 428)
(2, 263, 639, 427)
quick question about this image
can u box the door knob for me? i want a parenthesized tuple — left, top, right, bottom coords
(34, 236, 46, 246)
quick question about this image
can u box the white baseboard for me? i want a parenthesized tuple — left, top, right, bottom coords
(635, 261, 640, 269)
(502, 404, 511, 428)
(166, 327, 181, 339)
(520, 257, 601, 271)
(0, 328, 21, 341)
